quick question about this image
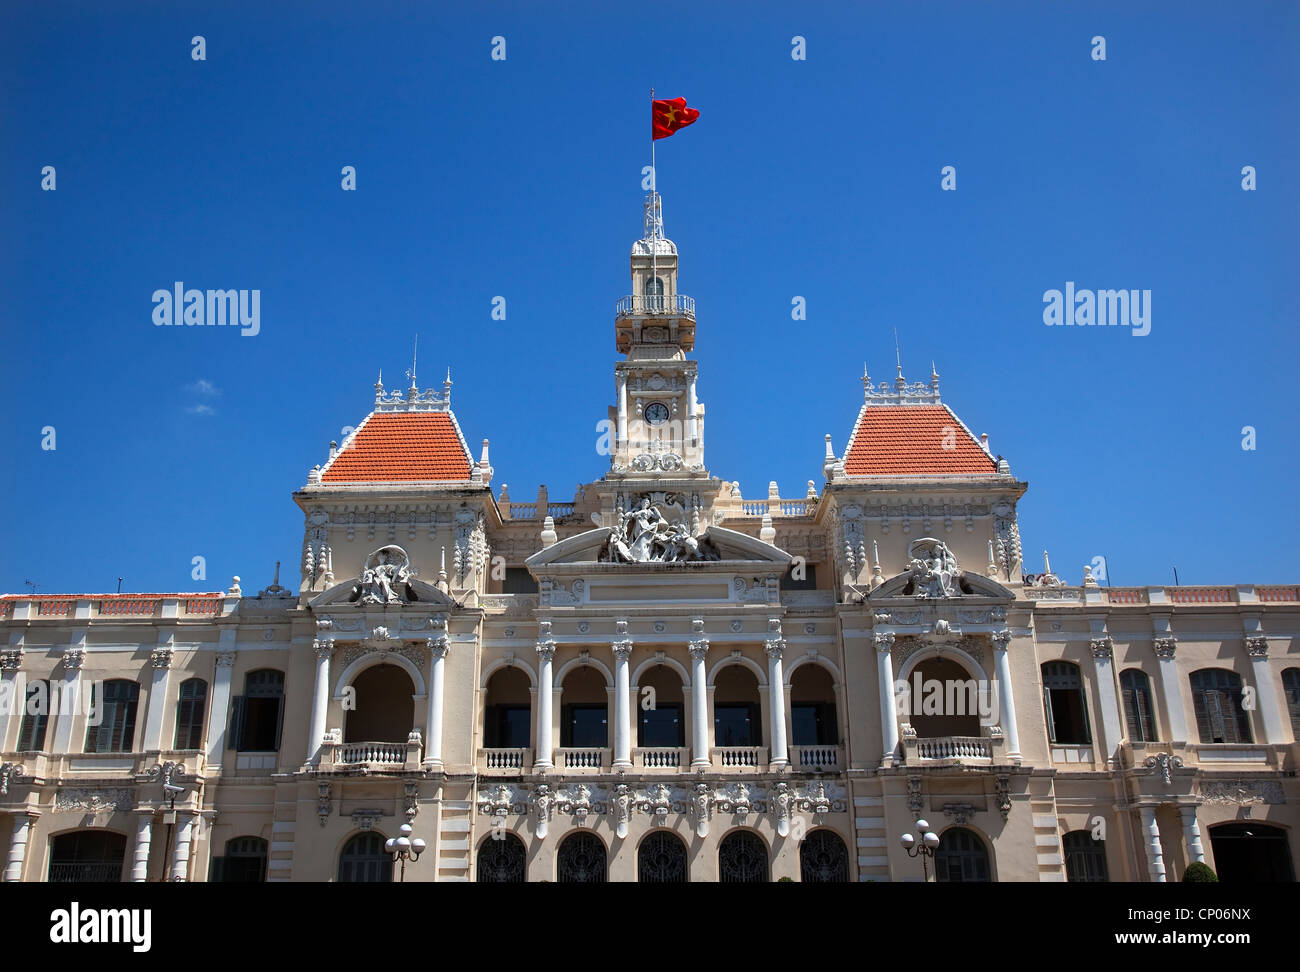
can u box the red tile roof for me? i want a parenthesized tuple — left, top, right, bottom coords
(844, 405, 997, 476)
(321, 412, 472, 483)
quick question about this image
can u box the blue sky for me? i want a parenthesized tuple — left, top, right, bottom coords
(2, 1, 1296, 594)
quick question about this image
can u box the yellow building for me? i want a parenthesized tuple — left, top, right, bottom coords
(2, 192, 1297, 883)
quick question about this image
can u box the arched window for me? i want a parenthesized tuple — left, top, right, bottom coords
(643, 275, 665, 311)
(1282, 668, 1300, 738)
(1120, 669, 1156, 742)
(344, 663, 415, 744)
(713, 665, 761, 748)
(1041, 662, 1091, 745)
(560, 666, 608, 749)
(174, 678, 208, 750)
(637, 666, 684, 748)
(16, 679, 50, 752)
(85, 679, 140, 753)
(477, 833, 527, 883)
(337, 832, 392, 882)
(48, 830, 126, 882)
(1063, 830, 1109, 882)
(718, 830, 768, 883)
(211, 836, 267, 882)
(484, 667, 531, 749)
(800, 829, 850, 882)
(1189, 669, 1252, 744)
(790, 664, 838, 746)
(1208, 822, 1295, 882)
(638, 832, 688, 883)
(557, 832, 606, 883)
(230, 669, 285, 752)
(935, 827, 990, 882)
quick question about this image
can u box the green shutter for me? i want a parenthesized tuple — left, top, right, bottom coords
(228, 696, 245, 751)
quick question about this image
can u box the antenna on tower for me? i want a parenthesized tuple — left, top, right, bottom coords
(893, 328, 904, 379)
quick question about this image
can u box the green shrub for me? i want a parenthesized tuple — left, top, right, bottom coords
(1182, 862, 1218, 882)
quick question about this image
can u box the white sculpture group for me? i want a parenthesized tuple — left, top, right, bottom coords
(603, 498, 719, 563)
(351, 546, 413, 604)
(905, 538, 962, 598)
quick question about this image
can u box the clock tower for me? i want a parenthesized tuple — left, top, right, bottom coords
(608, 191, 707, 479)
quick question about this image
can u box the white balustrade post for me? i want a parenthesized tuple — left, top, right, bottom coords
(206, 647, 237, 769)
(1090, 637, 1123, 766)
(143, 639, 174, 751)
(169, 814, 195, 881)
(689, 627, 710, 769)
(875, 633, 899, 766)
(1180, 805, 1205, 865)
(1153, 638, 1187, 743)
(766, 621, 788, 767)
(307, 640, 333, 765)
(52, 643, 85, 754)
(1245, 637, 1286, 743)
(425, 631, 450, 768)
(4, 813, 34, 882)
(612, 625, 633, 770)
(992, 631, 1022, 760)
(1140, 806, 1167, 882)
(131, 813, 154, 882)
(535, 633, 555, 771)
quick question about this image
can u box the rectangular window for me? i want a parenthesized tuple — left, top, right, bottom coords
(562, 705, 607, 748)
(485, 704, 531, 748)
(85, 681, 140, 753)
(502, 568, 538, 594)
(638, 704, 683, 748)
(16, 680, 50, 752)
(713, 704, 758, 747)
(791, 702, 837, 746)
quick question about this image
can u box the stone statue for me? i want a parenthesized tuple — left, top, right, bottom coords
(353, 546, 413, 604)
(905, 538, 961, 598)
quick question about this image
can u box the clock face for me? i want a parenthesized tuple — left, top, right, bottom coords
(645, 402, 670, 425)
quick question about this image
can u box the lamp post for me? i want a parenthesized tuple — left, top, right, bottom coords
(385, 823, 426, 882)
(899, 818, 940, 881)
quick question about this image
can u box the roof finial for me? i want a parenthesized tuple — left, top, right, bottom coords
(406, 335, 418, 391)
(893, 328, 903, 379)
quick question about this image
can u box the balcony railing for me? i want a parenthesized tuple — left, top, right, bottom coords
(319, 731, 423, 772)
(901, 726, 1003, 765)
(479, 747, 532, 772)
(555, 747, 608, 771)
(791, 745, 843, 771)
(713, 746, 766, 769)
(634, 747, 687, 770)
(615, 294, 695, 319)
(49, 862, 123, 882)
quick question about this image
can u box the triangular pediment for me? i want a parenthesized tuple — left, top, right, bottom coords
(524, 525, 792, 570)
(309, 575, 458, 609)
(869, 569, 1014, 600)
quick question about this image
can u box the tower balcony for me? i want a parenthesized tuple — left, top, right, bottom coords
(615, 295, 696, 352)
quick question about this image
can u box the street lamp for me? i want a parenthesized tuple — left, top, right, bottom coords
(385, 823, 426, 882)
(899, 818, 941, 881)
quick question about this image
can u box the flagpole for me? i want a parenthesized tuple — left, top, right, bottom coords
(650, 88, 657, 306)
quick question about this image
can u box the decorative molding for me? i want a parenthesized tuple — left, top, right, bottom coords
(216, 650, 237, 668)
(62, 648, 85, 671)
(941, 803, 976, 825)
(995, 775, 1012, 821)
(1244, 636, 1268, 658)
(1090, 637, 1113, 660)
(317, 782, 331, 827)
(1198, 779, 1283, 806)
(1152, 637, 1177, 660)
(55, 788, 133, 813)
(0, 762, 26, 795)
(1143, 752, 1185, 786)
(351, 809, 386, 831)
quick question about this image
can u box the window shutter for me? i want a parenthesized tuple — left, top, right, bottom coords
(273, 694, 285, 752)
(1078, 683, 1092, 744)
(228, 696, 245, 751)
(1043, 685, 1057, 744)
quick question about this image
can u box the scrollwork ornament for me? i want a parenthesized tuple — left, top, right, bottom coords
(1244, 636, 1268, 658)
(1144, 752, 1184, 787)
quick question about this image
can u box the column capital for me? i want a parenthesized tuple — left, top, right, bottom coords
(150, 647, 175, 670)
(764, 638, 786, 660)
(1245, 636, 1268, 658)
(536, 641, 556, 662)
(216, 650, 237, 668)
(991, 630, 1012, 652)
(0, 650, 21, 672)
(1090, 636, 1113, 660)
(312, 639, 334, 660)
(873, 632, 895, 653)
(688, 639, 709, 661)
(1153, 637, 1177, 659)
(427, 636, 451, 660)
(61, 647, 85, 671)
(612, 639, 634, 660)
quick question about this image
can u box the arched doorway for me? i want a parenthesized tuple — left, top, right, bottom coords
(48, 831, 126, 882)
(477, 833, 527, 883)
(713, 665, 761, 748)
(718, 830, 768, 883)
(907, 657, 983, 738)
(1209, 823, 1295, 882)
(557, 831, 606, 883)
(638, 831, 688, 883)
(935, 827, 991, 882)
(637, 666, 685, 748)
(337, 832, 392, 882)
(790, 664, 838, 746)
(345, 664, 415, 743)
(484, 667, 531, 749)
(560, 666, 608, 749)
(800, 829, 850, 882)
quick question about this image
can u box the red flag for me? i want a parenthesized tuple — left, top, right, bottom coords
(652, 97, 700, 140)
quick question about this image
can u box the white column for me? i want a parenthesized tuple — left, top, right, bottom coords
(689, 636, 710, 768)
(307, 640, 333, 765)
(0, 647, 23, 752)
(4, 813, 34, 882)
(206, 648, 237, 768)
(131, 813, 154, 882)
(992, 631, 1022, 760)
(169, 814, 195, 881)
(875, 633, 899, 766)
(612, 636, 633, 770)
(1090, 637, 1123, 766)
(686, 371, 699, 445)
(534, 642, 555, 770)
(143, 641, 174, 751)
(616, 372, 628, 448)
(52, 645, 85, 753)
(1180, 805, 1205, 864)
(425, 633, 449, 768)
(1139, 806, 1166, 882)
(766, 626, 788, 768)
(1246, 638, 1286, 743)
(1153, 639, 1188, 743)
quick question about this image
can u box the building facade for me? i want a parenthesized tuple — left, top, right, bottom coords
(2, 193, 1298, 883)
